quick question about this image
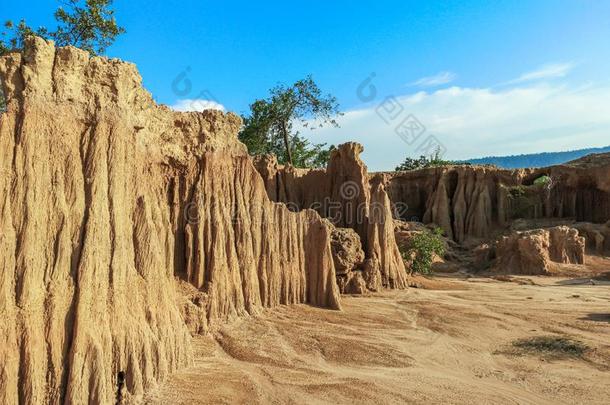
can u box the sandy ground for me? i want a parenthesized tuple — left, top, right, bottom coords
(145, 272, 610, 405)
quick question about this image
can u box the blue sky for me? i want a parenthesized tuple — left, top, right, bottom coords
(3, 0, 610, 170)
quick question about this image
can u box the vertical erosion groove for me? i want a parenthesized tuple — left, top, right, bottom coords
(0, 36, 343, 403)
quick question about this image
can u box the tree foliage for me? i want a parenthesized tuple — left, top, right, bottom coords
(0, 1, 124, 112)
(1, 20, 45, 52)
(504, 178, 551, 219)
(533, 175, 551, 187)
(51, 0, 125, 55)
(0, 0, 124, 56)
(395, 147, 455, 171)
(0, 21, 15, 112)
(239, 76, 342, 168)
(402, 228, 446, 275)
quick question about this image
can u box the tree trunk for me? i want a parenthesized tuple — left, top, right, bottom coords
(281, 121, 293, 165)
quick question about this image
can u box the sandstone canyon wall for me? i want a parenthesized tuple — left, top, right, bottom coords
(3, 35, 607, 404)
(0, 37, 340, 404)
(385, 162, 610, 244)
(254, 143, 409, 291)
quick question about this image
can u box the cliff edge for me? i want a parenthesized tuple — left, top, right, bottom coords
(0, 37, 340, 404)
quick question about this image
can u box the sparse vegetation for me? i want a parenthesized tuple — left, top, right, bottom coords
(402, 228, 446, 275)
(504, 184, 544, 219)
(0, 0, 124, 112)
(239, 76, 341, 168)
(533, 175, 551, 187)
(507, 185, 526, 198)
(512, 336, 588, 358)
(0, 0, 125, 56)
(395, 147, 456, 171)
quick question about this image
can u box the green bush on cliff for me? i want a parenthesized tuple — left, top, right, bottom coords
(1, 1, 125, 56)
(395, 147, 455, 171)
(533, 175, 551, 187)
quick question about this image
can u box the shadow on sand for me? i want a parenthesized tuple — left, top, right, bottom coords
(579, 313, 610, 323)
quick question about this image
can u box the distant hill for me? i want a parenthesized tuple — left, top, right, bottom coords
(465, 146, 610, 169)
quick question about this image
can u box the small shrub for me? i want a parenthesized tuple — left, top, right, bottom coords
(533, 175, 551, 187)
(401, 228, 446, 275)
(507, 185, 526, 198)
(512, 336, 588, 357)
(395, 147, 454, 171)
(505, 184, 543, 219)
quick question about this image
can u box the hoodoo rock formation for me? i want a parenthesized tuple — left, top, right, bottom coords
(0, 37, 340, 404)
(254, 143, 409, 291)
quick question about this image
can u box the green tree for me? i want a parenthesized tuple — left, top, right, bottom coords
(0, 1, 124, 112)
(401, 228, 446, 275)
(1, 1, 124, 56)
(395, 146, 457, 171)
(1, 19, 51, 52)
(51, 0, 125, 55)
(0, 21, 16, 112)
(239, 76, 342, 168)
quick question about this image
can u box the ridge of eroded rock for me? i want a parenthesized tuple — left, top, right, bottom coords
(0, 37, 340, 404)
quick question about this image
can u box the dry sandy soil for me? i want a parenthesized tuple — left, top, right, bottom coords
(145, 266, 610, 405)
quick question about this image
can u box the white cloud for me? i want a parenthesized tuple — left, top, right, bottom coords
(411, 71, 457, 87)
(171, 99, 226, 112)
(301, 82, 610, 172)
(508, 62, 575, 84)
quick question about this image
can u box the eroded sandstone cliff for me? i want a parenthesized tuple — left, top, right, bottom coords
(385, 162, 610, 244)
(254, 143, 409, 291)
(3, 35, 607, 404)
(0, 37, 340, 404)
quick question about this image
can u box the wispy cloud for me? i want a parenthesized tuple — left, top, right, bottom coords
(171, 99, 226, 112)
(302, 82, 610, 171)
(508, 62, 575, 84)
(410, 71, 457, 87)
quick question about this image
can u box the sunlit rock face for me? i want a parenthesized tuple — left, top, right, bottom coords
(385, 160, 610, 243)
(0, 37, 340, 404)
(254, 143, 409, 291)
